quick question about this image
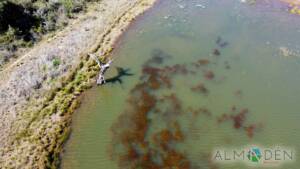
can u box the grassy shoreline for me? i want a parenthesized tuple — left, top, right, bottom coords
(0, 0, 157, 168)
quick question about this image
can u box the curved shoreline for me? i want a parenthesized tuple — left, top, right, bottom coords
(0, 0, 157, 168)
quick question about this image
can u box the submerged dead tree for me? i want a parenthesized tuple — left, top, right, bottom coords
(89, 53, 113, 85)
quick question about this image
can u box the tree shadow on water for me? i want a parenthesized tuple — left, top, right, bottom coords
(106, 67, 134, 85)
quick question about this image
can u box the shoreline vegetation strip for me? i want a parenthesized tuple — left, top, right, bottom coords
(0, 0, 157, 168)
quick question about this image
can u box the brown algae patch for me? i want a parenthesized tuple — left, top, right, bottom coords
(217, 107, 263, 138)
(110, 45, 264, 168)
(110, 55, 195, 169)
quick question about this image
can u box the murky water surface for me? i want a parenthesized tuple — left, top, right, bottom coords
(61, 0, 300, 168)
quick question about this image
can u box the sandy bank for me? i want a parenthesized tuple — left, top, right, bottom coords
(0, 0, 157, 168)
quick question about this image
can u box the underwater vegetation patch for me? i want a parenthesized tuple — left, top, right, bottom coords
(110, 38, 263, 168)
(217, 107, 263, 138)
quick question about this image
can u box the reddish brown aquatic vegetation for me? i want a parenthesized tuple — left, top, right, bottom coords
(153, 124, 183, 145)
(153, 129, 173, 151)
(204, 70, 215, 80)
(142, 66, 162, 75)
(166, 94, 182, 111)
(138, 152, 161, 169)
(198, 107, 212, 117)
(198, 59, 210, 65)
(217, 113, 230, 123)
(188, 107, 212, 117)
(111, 68, 195, 169)
(217, 108, 262, 138)
(192, 62, 201, 69)
(232, 108, 248, 129)
(164, 64, 189, 75)
(163, 150, 191, 169)
(216, 108, 249, 128)
(172, 122, 184, 141)
(190, 108, 200, 117)
(150, 124, 190, 168)
(159, 75, 172, 88)
(244, 125, 255, 138)
(244, 123, 263, 139)
(111, 53, 266, 168)
(148, 74, 161, 89)
(142, 64, 189, 89)
(142, 66, 173, 89)
(191, 82, 208, 94)
(123, 146, 139, 161)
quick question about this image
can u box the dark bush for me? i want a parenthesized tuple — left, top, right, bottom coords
(0, 1, 40, 41)
(0, 0, 98, 67)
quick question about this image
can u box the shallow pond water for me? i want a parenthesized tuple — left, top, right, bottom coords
(61, 0, 300, 169)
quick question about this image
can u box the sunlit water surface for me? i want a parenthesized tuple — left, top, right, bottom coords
(61, 0, 300, 169)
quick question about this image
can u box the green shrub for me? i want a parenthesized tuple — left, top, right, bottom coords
(52, 58, 61, 68)
(61, 0, 74, 17)
(0, 26, 16, 44)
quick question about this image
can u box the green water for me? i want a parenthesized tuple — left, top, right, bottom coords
(61, 0, 300, 169)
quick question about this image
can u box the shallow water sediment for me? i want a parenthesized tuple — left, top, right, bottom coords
(62, 0, 300, 169)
